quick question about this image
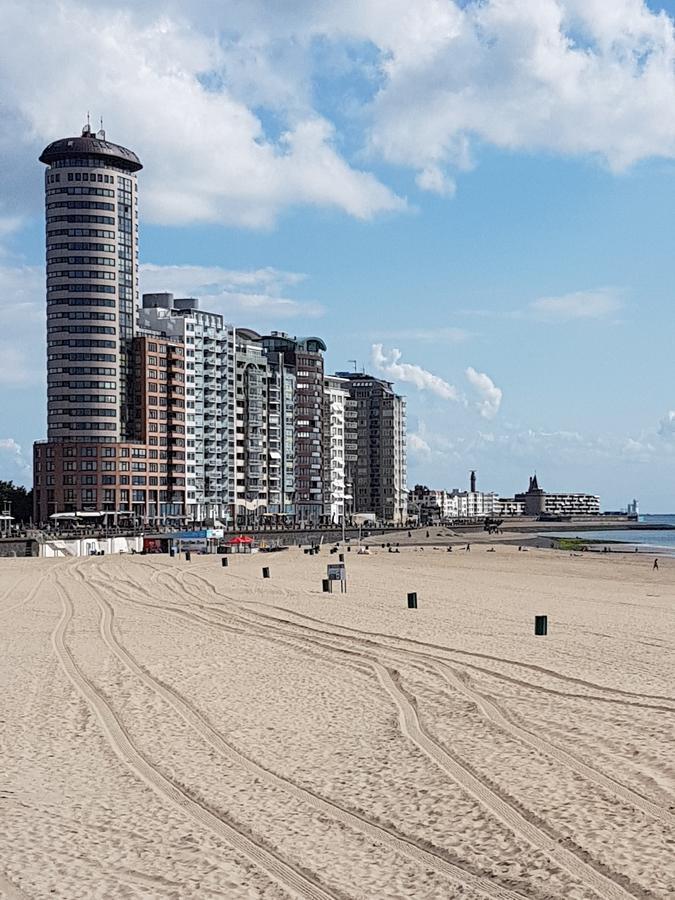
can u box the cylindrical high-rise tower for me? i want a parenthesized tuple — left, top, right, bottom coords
(40, 123, 142, 443)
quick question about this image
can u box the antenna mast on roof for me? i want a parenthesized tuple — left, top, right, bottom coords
(348, 359, 357, 372)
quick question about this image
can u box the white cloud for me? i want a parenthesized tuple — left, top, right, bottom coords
(371, 344, 459, 400)
(465, 367, 502, 419)
(0, 260, 45, 387)
(530, 288, 622, 321)
(408, 433, 431, 455)
(365, 0, 675, 189)
(0, 438, 31, 478)
(2, 1, 675, 227)
(658, 411, 675, 439)
(140, 264, 324, 322)
(0, 1, 404, 229)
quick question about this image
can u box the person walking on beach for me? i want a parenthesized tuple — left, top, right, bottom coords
(466, 543, 471, 552)
(653, 558, 659, 570)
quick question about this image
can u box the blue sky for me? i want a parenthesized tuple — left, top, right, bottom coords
(2, 0, 675, 510)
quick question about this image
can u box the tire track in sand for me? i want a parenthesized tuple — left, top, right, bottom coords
(84, 571, 529, 900)
(434, 664, 675, 825)
(373, 663, 638, 900)
(51, 574, 339, 900)
(104, 562, 642, 899)
(0, 571, 49, 618)
(181, 567, 675, 707)
(150, 565, 675, 824)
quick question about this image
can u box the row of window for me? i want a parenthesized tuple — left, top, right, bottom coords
(47, 228, 115, 239)
(47, 201, 115, 212)
(47, 283, 116, 293)
(48, 339, 116, 348)
(48, 157, 133, 173)
(49, 256, 115, 266)
(55, 461, 165, 472)
(48, 243, 116, 253)
(49, 325, 116, 335)
(47, 186, 115, 197)
(50, 394, 117, 404)
(48, 366, 116, 375)
(48, 312, 116, 322)
(48, 270, 116, 280)
(47, 298, 116, 308)
(48, 353, 116, 363)
(49, 380, 117, 390)
(47, 214, 115, 225)
(40, 445, 150, 459)
(51, 407, 117, 416)
(63, 422, 117, 430)
(48, 162, 120, 177)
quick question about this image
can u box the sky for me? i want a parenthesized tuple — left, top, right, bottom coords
(1, 0, 675, 510)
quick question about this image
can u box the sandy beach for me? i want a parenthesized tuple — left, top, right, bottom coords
(0, 546, 673, 899)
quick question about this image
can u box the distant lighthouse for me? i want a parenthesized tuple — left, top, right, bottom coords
(470, 470, 476, 493)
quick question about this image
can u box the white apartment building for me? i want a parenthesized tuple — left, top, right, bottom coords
(447, 490, 501, 518)
(497, 497, 526, 516)
(410, 486, 500, 521)
(139, 294, 235, 523)
(234, 330, 271, 525)
(323, 375, 349, 524)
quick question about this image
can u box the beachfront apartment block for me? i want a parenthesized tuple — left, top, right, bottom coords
(259, 333, 328, 525)
(234, 330, 272, 526)
(409, 484, 500, 523)
(411, 472, 601, 523)
(139, 294, 235, 523)
(32, 125, 408, 528)
(34, 330, 187, 524)
(514, 474, 600, 517)
(264, 348, 297, 520)
(33, 125, 189, 524)
(322, 375, 350, 524)
(336, 373, 408, 525)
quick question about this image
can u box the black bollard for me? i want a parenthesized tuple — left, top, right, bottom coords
(339, 553, 344, 562)
(222, 557, 228, 567)
(347, 545, 351, 552)
(322, 579, 331, 593)
(185, 550, 191, 562)
(262, 567, 270, 579)
(534, 615, 548, 636)
(407, 592, 418, 609)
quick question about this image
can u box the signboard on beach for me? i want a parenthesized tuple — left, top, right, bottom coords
(327, 562, 347, 592)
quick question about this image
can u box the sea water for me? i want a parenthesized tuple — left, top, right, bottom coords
(546, 514, 675, 553)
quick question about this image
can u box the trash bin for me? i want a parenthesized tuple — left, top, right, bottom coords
(534, 615, 548, 636)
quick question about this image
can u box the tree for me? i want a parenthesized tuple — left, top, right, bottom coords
(0, 481, 33, 524)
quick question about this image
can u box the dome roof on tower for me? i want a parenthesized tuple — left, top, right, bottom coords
(39, 126, 142, 172)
